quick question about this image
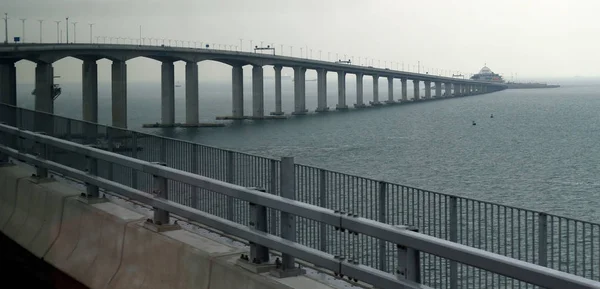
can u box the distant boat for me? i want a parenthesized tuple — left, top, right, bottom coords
(175, 81, 183, 88)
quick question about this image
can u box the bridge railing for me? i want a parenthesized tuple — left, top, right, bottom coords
(1, 102, 600, 288)
(1, 122, 599, 289)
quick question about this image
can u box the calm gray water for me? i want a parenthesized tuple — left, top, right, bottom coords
(15, 79, 600, 222)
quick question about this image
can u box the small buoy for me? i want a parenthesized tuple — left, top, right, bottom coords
(490, 114, 494, 118)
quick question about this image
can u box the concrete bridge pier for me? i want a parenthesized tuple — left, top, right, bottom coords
(435, 82, 442, 98)
(354, 73, 365, 108)
(336, 71, 348, 110)
(315, 68, 328, 112)
(35, 62, 54, 113)
(271, 65, 284, 115)
(161, 61, 175, 125)
(232, 65, 244, 118)
(185, 62, 199, 124)
(386, 76, 394, 104)
(371, 75, 380, 105)
(424, 81, 431, 99)
(82, 59, 98, 123)
(444, 83, 451, 97)
(413, 79, 420, 101)
(252, 65, 264, 118)
(453, 83, 461, 97)
(292, 67, 307, 115)
(0, 62, 16, 107)
(401, 78, 408, 102)
(111, 60, 127, 128)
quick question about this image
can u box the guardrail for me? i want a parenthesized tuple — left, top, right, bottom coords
(1, 103, 600, 288)
(0, 123, 599, 289)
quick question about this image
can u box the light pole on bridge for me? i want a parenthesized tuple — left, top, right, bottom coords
(20, 18, 25, 43)
(65, 17, 69, 43)
(3, 13, 7, 44)
(88, 23, 94, 43)
(54, 21, 60, 43)
(72, 21, 78, 43)
(38, 20, 43, 43)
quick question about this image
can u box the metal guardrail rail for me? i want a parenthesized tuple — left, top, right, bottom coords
(1, 103, 600, 288)
(0, 124, 599, 289)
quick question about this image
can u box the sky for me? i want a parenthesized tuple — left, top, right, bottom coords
(3, 0, 600, 83)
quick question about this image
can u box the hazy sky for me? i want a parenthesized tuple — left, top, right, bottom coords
(4, 0, 600, 83)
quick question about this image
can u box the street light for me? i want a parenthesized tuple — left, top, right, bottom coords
(20, 18, 26, 43)
(72, 21, 78, 43)
(88, 23, 94, 43)
(65, 17, 69, 43)
(37, 20, 43, 43)
(3, 13, 7, 44)
(54, 20, 61, 43)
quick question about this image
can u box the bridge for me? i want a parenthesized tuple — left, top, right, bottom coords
(0, 43, 506, 128)
(0, 103, 599, 289)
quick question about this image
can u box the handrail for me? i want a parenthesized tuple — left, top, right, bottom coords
(0, 123, 598, 289)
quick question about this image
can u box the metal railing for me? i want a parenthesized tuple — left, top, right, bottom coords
(0, 123, 599, 289)
(1, 103, 600, 288)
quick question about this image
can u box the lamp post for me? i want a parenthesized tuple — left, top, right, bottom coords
(65, 17, 69, 43)
(20, 18, 26, 43)
(3, 13, 7, 44)
(54, 20, 60, 43)
(72, 21, 78, 43)
(88, 23, 94, 43)
(38, 20, 43, 43)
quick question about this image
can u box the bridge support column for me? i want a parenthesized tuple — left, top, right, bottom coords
(34, 62, 54, 134)
(82, 59, 98, 123)
(354, 73, 364, 108)
(232, 65, 244, 118)
(252, 65, 264, 118)
(316, 68, 328, 112)
(161, 61, 175, 125)
(435, 82, 442, 98)
(444, 83, 451, 97)
(386, 77, 394, 103)
(336, 71, 347, 110)
(424, 81, 431, 99)
(185, 62, 199, 124)
(111, 60, 127, 128)
(401, 78, 407, 102)
(453, 83, 460, 97)
(0, 62, 16, 107)
(271, 65, 284, 115)
(371, 75, 380, 105)
(292, 67, 307, 115)
(412, 80, 420, 101)
(35, 62, 54, 113)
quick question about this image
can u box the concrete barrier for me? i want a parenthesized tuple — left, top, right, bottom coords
(28, 181, 82, 258)
(0, 166, 30, 229)
(0, 165, 338, 289)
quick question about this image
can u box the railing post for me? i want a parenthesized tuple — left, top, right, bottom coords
(226, 151, 234, 221)
(130, 132, 138, 189)
(538, 213, 548, 267)
(378, 181, 387, 271)
(34, 137, 48, 179)
(396, 226, 421, 283)
(319, 169, 327, 252)
(152, 162, 169, 225)
(269, 159, 278, 234)
(271, 156, 305, 277)
(449, 196, 458, 289)
(191, 145, 199, 209)
(249, 188, 269, 264)
(84, 150, 99, 198)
